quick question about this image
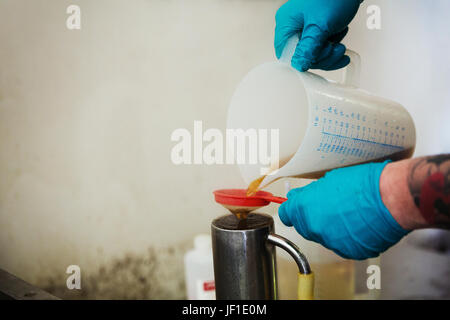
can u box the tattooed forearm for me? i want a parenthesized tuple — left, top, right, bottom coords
(407, 154, 450, 228)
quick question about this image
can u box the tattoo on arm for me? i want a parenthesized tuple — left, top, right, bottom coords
(407, 154, 450, 228)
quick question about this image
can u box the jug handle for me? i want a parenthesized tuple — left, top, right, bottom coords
(267, 234, 314, 300)
(281, 35, 361, 87)
(342, 49, 361, 87)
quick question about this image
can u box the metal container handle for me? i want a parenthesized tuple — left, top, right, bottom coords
(267, 234, 314, 300)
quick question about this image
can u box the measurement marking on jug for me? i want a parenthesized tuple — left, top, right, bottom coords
(314, 106, 407, 161)
(322, 131, 403, 149)
(317, 130, 404, 160)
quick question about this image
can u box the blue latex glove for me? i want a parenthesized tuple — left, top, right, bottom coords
(275, 0, 362, 72)
(279, 161, 410, 260)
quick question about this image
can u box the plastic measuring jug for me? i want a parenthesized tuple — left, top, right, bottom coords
(227, 36, 416, 189)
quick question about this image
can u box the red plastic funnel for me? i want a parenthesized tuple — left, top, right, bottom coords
(213, 189, 287, 213)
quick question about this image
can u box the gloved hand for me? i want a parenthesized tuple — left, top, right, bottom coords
(275, 0, 362, 72)
(279, 161, 410, 260)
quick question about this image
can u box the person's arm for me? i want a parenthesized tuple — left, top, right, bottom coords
(278, 154, 449, 260)
(381, 155, 450, 230)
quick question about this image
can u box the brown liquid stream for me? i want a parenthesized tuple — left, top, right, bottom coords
(245, 156, 294, 197)
(246, 175, 266, 197)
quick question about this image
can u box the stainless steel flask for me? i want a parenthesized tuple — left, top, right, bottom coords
(211, 213, 313, 300)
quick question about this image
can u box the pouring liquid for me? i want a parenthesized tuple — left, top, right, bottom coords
(245, 156, 294, 196)
(246, 175, 266, 197)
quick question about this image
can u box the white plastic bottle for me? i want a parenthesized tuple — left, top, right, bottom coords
(184, 234, 216, 300)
